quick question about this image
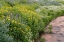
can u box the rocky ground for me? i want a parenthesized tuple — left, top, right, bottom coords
(42, 16, 64, 42)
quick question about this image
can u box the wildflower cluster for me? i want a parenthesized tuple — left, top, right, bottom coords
(0, 1, 64, 42)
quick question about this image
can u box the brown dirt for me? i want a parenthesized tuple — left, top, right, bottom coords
(42, 16, 64, 42)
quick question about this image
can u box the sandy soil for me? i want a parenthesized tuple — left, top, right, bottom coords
(42, 16, 64, 42)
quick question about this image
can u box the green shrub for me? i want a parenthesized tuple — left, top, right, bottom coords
(30, 2, 40, 9)
(13, 5, 45, 39)
(0, 1, 10, 8)
(0, 20, 14, 42)
(0, 1, 64, 42)
(5, 13, 33, 42)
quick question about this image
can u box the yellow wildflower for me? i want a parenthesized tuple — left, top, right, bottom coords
(22, 30, 25, 33)
(26, 28, 28, 31)
(14, 27, 16, 28)
(7, 16, 10, 19)
(7, 18, 10, 21)
(15, 21, 17, 24)
(18, 22, 21, 24)
(28, 10, 30, 12)
(12, 20, 15, 23)
(6, 16, 10, 21)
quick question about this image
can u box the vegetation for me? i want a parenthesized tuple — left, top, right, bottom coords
(40, 38, 45, 42)
(48, 25, 53, 34)
(0, 0, 64, 42)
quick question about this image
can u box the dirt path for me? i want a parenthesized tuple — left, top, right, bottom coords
(42, 16, 64, 42)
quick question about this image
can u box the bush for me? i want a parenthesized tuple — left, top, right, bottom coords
(0, 1, 64, 42)
(13, 5, 45, 39)
(0, 1, 10, 8)
(39, 6, 64, 26)
(0, 20, 14, 42)
(4, 13, 33, 42)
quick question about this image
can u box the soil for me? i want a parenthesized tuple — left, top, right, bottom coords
(42, 16, 64, 42)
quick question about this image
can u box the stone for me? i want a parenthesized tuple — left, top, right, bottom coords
(53, 26, 60, 29)
(57, 40, 61, 42)
(57, 32, 64, 37)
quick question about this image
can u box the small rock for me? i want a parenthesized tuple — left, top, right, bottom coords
(57, 40, 61, 42)
(53, 26, 60, 29)
(57, 32, 64, 37)
(52, 29, 60, 34)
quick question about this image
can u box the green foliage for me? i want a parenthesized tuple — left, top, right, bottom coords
(0, 0, 64, 42)
(40, 38, 45, 42)
(0, 5, 45, 42)
(48, 25, 53, 34)
(39, 6, 64, 26)
(30, 2, 40, 9)
(13, 5, 45, 39)
(38, 0, 60, 6)
(21, 0, 28, 4)
(0, 21, 14, 42)
(5, 13, 33, 42)
(0, 1, 10, 8)
(56, 0, 64, 5)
